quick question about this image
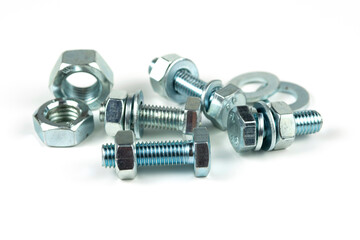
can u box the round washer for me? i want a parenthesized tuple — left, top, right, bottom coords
(276, 81, 309, 111)
(132, 91, 144, 138)
(254, 101, 276, 151)
(229, 72, 280, 103)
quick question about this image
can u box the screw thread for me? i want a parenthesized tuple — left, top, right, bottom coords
(99, 102, 106, 122)
(174, 69, 207, 98)
(102, 143, 116, 168)
(294, 110, 323, 136)
(101, 141, 194, 167)
(139, 104, 185, 131)
(136, 140, 193, 166)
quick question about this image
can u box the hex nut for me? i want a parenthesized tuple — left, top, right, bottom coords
(269, 101, 296, 150)
(33, 98, 94, 147)
(205, 84, 246, 130)
(193, 127, 211, 177)
(227, 106, 257, 152)
(49, 49, 114, 110)
(183, 97, 202, 134)
(149, 54, 199, 104)
(114, 131, 137, 180)
(101, 91, 128, 137)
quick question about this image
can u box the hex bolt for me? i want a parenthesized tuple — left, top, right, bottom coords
(99, 90, 202, 138)
(101, 127, 211, 180)
(227, 101, 323, 152)
(149, 54, 246, 130)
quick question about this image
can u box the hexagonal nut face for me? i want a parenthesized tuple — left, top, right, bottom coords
(183, 97, 202, 134)
(227, 106, 257, 152)
(103, 91, 128, 137)
(33, 98, 94, 147)
(270, 101, 296, 150)
(49, 49, 114, 110)
(114, 131, 137, 180)
(205, 84, 246, 130)
(193, 127, 211, 177)
(149, 54, 198, 103)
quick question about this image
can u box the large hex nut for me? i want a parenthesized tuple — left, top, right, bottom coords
(49, 50, 113, 110)
(33, 98, 94, 147)
(114, 131, 137, 180)
(149, 54, 199, 104)
(270, 101, 296, 150)
(205, 84, 246, 130)
(183, 97, 202, 134)
(193, 127, 211, 177)
(227, 106, 257, 152)
(101, 91, 128, 137)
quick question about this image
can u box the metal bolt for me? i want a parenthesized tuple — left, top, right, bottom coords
(148, 54, 246, 130)
(227, 102, 323, 152)
(99, 90, 201, 138)
(101, 127, 211, 180)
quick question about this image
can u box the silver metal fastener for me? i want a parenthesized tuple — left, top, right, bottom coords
(227, 101, 323, 152)
(101, 127, 211, 180)
(148, 54, 246, 131)
(99, 90, 202, 138)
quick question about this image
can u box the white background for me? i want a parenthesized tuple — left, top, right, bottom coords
(0, 0, 359, 239)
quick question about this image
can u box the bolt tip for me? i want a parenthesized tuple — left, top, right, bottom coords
(294, 110, 323, 136)
(102, 143, 116, 168)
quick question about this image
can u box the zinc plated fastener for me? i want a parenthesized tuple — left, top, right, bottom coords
(102, 127, 211, 180)
(99, 90, 202, 138)
(227, 101, 323, 152)
(148, 54, 246, 131)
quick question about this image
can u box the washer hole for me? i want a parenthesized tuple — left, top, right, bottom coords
(241, 82, 266, 93)
(268, 92, 296, 105)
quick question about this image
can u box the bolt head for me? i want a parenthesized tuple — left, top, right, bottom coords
(269, 101, 296, 150)
(193, 127, 211, 177)
(114, 131, 137, 180)
(102, 91, 128, 137)
(205, 84, 246, 130)
(183, 97, 202, 134)
(227, 105, 257, 152)
(149, 54, 199, 103)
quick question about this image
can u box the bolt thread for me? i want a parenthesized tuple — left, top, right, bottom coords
(101, 141, 194, 167)
(139, 104, 185, 131)
(136, 140, 193, 166)
(294, 110, 323, 136)
(174, 69, 207, 98)
(102, 143, 116, 168)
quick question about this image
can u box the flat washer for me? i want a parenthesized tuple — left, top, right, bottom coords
(254, 101, 276, 151)
(277, 81, 309, 111)
(229, 72, 280, 103)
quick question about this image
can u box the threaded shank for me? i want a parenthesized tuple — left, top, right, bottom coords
(174, 70, 207, 98)
(139, 104, 185, 131)
(294, 110, 323, 136)
(102, 144, 116, 168)
(136, 140, 193, 166)
(99, 102, 106, 122)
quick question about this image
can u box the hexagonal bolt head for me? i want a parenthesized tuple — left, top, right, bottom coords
(49, 49, 114, 110)
(205, 84, 246, 130)
(101, 91, 128, 137)
(269, 101, 296, 150)
(33, 98, 94, 147)
(193, 127, 211, 177)
(149, 54, 199, 103)
(227, 105, 257, 152)
(183, 97, 202, 134)
(114, 131, 137, 180)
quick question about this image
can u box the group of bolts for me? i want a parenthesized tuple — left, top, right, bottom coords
(33, 50, 323, 180)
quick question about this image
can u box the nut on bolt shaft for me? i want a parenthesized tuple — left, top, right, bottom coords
(102, 127, 211, 180)
(99, 90, 202, 138)
(148, 54, 246, 130)
(227, 101, 323, 152)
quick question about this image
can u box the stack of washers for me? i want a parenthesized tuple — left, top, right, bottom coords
(33, 50, 323, 180)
